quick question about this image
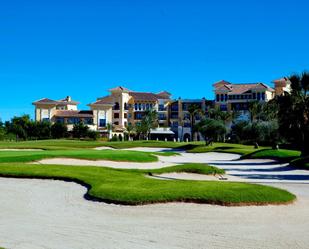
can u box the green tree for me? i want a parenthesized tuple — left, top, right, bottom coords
(72, 122, 89, 139)
(140, 109, 158, 139)
(195, 118, 227, 145)
(125, 123, 135, 140)
(51, 122, 68, 139)
(187, 104, 202, 141)
(277, 72, 309, 156)
(6, 115, 31, 141)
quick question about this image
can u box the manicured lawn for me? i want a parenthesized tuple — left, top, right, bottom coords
(290, 156, 309, 169)
(0, 139, 200, 150)
(186, 143, 270, 155)
(0, 149, 159, 163)
(242, 149, 301, 162)
(0, 163, 295, 206)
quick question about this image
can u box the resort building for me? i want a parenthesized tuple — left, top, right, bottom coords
(273, 77, 292, 96)
(32, 96, 96, 131)
(169, 98, 212, 141)
(213, 80, 275, 121)
(33, 77, 291, 140)
(213, 78, 291, 121)
(87, 86, 172, 137)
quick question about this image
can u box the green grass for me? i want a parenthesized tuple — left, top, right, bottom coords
(0, 149, 158, 163)
(186, 143, 270, 155)
(290, 156, 309, 169)
(0, 139, 201, 150)
(150, 164, 225, 175)
(0, 163, 295, 206)
(242, 149, 301, 162)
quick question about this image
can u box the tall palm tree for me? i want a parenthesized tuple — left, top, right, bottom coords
(188, 104, 202, 141)
(125, 123, 134, 140)
(141, 109, 158, 140)
(248, 101, 262, 122)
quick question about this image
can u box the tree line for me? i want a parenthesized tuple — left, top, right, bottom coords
(0, 115, 99, 141)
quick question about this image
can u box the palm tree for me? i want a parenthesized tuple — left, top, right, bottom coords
(277, 72, 309, 156)
(187, 104, 202, 141)
(125, 123, 134, 141)
(141, 109, 158, 140)
(248, 101, 262, 122)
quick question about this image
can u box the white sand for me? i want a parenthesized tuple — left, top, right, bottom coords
(33, 151, 309, 184)
(0, 149, 43, 151)
(0, 178, 309, 249)
(32, 158, 175, 169)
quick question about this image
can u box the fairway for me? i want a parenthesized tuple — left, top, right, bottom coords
(0, 140, 298, 206)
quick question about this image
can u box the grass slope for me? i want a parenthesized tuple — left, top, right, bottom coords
(242, 149, 301, 162)
(0, 163, 295, 206)
(0, 150, 158, 163)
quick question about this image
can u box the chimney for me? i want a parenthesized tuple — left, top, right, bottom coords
(66, 96, 71, 102)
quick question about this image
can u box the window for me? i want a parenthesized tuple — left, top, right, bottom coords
(138, 103, 142, 110)
(262, 92, 265, 100)
(114, 121, 119, 125)
(257, 92, 261, 100)
(124, 113, 127, 119)
(134, 103, 138, 110)
(220, 105, 227, 111)
(42, 118, 50, 123)
(135, 113, 143, 120)
(128, 113, 132, 119)
(114, 113, 119, 119)
(56, 118, 64, 124)
(172, 121, 178, 127)
(225, 94, 228, 101)
(220, 94, 224, 102)
(253, 93, 256, 99)
(84, 118, 93, 125)
(146, 103, 150, 109)
(159, 114, 166, 120)
(67, 117, 80, 124)
(216, 94, 220, 102)
(99, 119, 106, 127)
(124, 102, 128, 110)
(113, 102, 120, 110)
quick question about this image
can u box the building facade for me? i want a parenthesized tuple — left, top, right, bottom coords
(33, 78, 290, 140)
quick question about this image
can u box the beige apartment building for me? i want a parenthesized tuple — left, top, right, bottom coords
(33, 77, 291, 140)
(213, 78, 291, 121)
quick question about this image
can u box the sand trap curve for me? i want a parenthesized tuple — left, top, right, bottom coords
(1, 177, 309, 249)
(32, 158, 175, 169)
(32, 152, 240, 169)
(0, 149, 43, 151)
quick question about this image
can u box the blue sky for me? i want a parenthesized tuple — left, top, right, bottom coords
(0, 0, 308, 121)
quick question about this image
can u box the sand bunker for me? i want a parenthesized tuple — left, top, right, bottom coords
(0, 178, 309, 249)
(0, 149, 43, 151)
(32, 158, 175, 169)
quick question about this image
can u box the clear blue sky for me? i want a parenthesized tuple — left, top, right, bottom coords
(0, 0, 308, 121)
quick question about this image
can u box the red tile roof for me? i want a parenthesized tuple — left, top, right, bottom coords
(33, 97, 79, 105)
(54, 110, 93, 118)
(33, 98, 58, 104)
(129, 92, 158, 101)
(214, 81, 274, 94)
(90, 95, 114, 106)
(156, 91, 171, 99)
(109, 86, 131, 92)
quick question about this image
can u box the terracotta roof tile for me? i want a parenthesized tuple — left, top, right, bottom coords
(90, 95, 114, 105)
(54, 110, 93, 118)
(109, 86, 131, 92)
(129, 92, 158, 101)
